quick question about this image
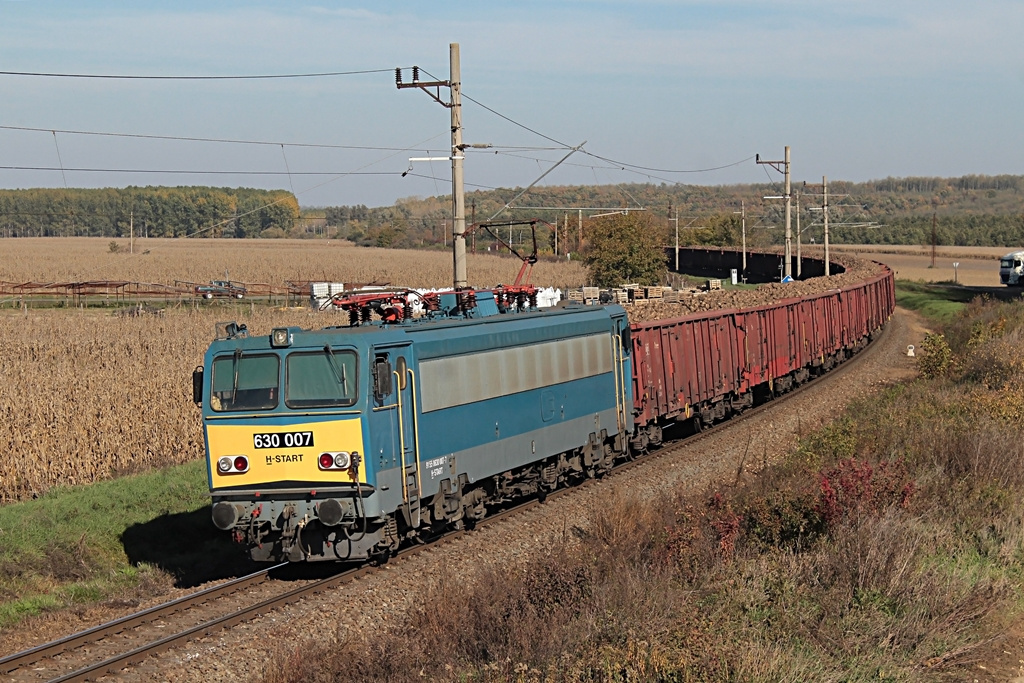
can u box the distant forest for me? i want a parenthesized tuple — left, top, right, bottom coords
(322, 174, 1024, 252)
(0, 186, 299, 238)
(2, 175, 1023, 249)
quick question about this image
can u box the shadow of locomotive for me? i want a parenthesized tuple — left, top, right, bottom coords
(121, 506, 259, 588)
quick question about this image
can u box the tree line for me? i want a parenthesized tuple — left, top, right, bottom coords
(323, 174, 1024, 252)
(2, 174, 1022, 249)
(0, 187, 299, 238)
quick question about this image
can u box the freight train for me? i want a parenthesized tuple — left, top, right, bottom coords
(193, 267, 895, 563)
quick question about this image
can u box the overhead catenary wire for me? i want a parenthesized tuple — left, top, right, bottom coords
(0, 124, 451, 153)
(0, 166, 403, 176)
(0, 68, 401, 80)
(51, 132, 68, 189)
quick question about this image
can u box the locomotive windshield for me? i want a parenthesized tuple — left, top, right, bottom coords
(285, 348, 358, 408)
(210, 352, 280, 412)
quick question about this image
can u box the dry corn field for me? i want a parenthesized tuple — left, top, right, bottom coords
(0, 238, 588, 504)
(0, 237, 588, 289)
(0, 307, 323, 503)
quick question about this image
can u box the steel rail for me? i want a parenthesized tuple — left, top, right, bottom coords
(0, 564, 283, 676)
(2, 320, 890, 681)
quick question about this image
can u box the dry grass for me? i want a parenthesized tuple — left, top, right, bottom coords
(261, 372, 1024, 683)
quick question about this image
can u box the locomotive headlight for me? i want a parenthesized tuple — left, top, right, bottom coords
(218, 456, 232, 473)
(270, 328, 291, 347)
(318, 451, 352, 470)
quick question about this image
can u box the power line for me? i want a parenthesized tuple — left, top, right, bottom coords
(0, 68, 400, 80)
(0, 124, 442, 153)
(0, 165, 400, 176)
(580, 150, 755, 175)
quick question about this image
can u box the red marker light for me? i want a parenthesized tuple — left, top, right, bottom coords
(319, 453, 334, 469)
(234, 456, 248, 472)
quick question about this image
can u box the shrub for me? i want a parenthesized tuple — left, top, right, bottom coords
(917, 333, 951, 378)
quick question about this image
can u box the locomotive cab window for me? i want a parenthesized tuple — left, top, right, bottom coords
(210, 352, 279, 412)
(285, 348, 358, 408)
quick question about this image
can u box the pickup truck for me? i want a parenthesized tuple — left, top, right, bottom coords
(195, 280, 247, 299)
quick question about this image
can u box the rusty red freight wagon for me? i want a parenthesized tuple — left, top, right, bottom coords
(628, 264, 894, 446)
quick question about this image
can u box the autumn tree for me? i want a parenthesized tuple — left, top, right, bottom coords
(583, 211, 667, 287)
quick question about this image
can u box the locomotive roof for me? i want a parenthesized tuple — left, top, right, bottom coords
(206, 303, 627, 355)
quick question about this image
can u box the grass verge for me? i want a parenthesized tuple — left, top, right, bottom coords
(0, 459, 251, 631)
(895, 280, 972, 323)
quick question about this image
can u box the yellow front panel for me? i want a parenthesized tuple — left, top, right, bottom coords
(206, 418, 366, 488)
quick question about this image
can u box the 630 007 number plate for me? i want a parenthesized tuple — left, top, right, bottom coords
(253, 431, 314, 449)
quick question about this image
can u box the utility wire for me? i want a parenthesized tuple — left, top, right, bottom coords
(280, 144, 296, 195)
(0, 124, 442, 152)
(0, 165, 400, 176)
(0, 124, 559, 155)
(0, 68, 400, 80)
(51, 132, 68, 189)
(580, 150, 755, 175)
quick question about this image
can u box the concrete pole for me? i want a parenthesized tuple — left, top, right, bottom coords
(670, 203, 679, 272)
(823, 176, 830, 277)
(784, 146, 792, 279)
(795, 192, 801, 278)
(578, 209, 582, 253)
(450, 43, 467, 289)
(741, 201, 747, 274)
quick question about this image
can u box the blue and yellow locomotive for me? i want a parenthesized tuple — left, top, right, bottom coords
(194, 289, 633, 562)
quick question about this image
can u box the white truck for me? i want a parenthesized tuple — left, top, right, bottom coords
(999, 251, 1024, 286)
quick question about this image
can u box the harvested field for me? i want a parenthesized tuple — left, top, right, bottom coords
(0, 237, 588, 291)
(826, 244, 1010, 287)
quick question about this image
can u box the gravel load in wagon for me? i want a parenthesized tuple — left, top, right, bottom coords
(625, 255, 881, 325)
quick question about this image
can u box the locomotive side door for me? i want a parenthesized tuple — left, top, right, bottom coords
(370, 342, 421, 529)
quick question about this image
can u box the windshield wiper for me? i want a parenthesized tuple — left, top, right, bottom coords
(324, 344, 349, 395)
(231, 348, 242, 404)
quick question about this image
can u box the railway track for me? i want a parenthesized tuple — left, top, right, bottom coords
(0, 321, 890, 682)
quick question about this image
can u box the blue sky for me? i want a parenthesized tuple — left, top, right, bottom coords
(0, 1, 1020, 208)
